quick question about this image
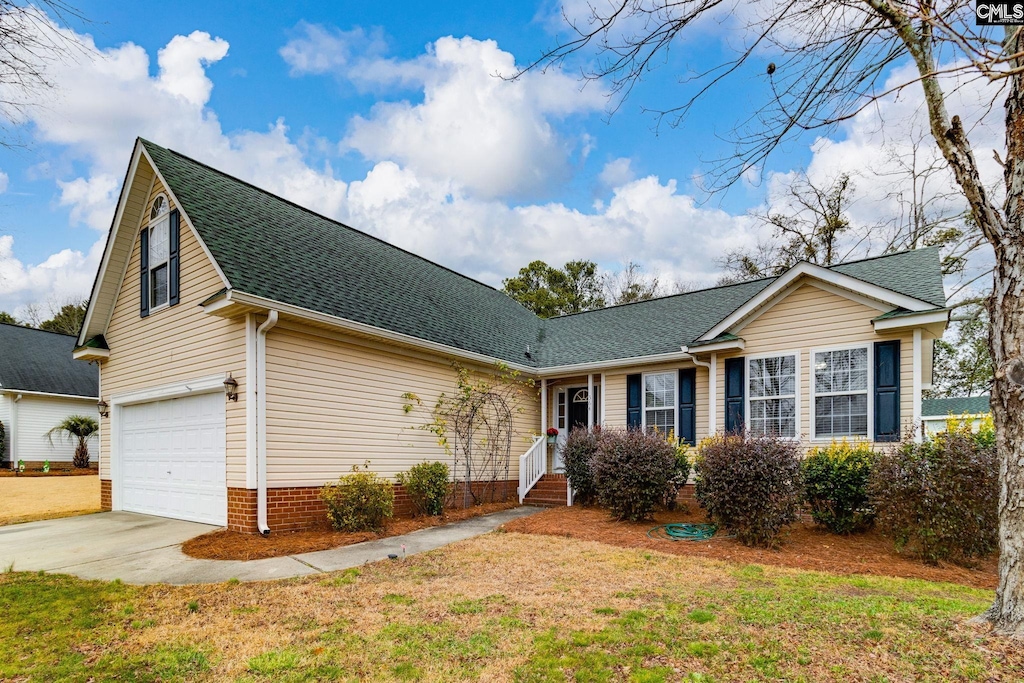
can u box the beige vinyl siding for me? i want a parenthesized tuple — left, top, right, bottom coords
(99, 172, 246, 484)
(6, 395, 99, 463)
(587, 362, 708, 440)
(82, 160, 155, 342)
(264, 321, 540, 487)
(715, 282, 914, 446)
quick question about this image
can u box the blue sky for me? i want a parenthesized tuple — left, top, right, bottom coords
(0, 1, 1000, 317)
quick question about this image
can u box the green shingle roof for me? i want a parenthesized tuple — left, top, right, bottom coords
(144, 140, 544, 366)
(831, 248, 947, 308)
(141, 139, 947, 370)
(538, 280, 772, 366)
(922, 396, 990, 417)
(0, 323, 99, 397)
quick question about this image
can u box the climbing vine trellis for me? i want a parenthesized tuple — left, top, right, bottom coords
(402, 362, 536, 507)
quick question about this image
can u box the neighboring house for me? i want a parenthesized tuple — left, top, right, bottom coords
(74, 139, 950, 532)
(0, 324, 100, 468)
(921, 395, 991, 436)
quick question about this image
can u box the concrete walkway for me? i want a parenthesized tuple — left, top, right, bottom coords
(0, 506, 542, 585)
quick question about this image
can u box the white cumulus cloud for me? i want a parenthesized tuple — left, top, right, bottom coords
(288, 30, 608, 200)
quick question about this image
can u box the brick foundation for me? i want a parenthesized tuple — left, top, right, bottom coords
(100, 479, 111, 511)
(226, 480, 518, 534)
(676, 483, 697, 508)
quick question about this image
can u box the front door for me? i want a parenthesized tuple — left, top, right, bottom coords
(568, 387, 591, 430)
(554, 386, 600, 472)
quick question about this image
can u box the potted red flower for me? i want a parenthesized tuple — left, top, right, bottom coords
(546, 427, 559, 444)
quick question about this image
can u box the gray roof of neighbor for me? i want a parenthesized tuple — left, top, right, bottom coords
(141, 139, 948, 369)
(922, 396, 991, 417)
(0, 324, 99, 397)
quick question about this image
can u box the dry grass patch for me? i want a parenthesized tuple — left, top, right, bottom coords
(2, 533, 1020, 681)
(503, 505, 999, 590)
(0, 474, 100, 525)
(183, 501, 519, 560)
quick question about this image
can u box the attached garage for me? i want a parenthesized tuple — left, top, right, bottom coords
(118, 391, 227, 526)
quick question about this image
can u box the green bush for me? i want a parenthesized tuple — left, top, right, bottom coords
(563, 427, 602, 505)
(694, 433, 803, 548)
(397, 461, 450, 516)
(592, 429, 676, 522)
(803, 440, 877, 534)
(869, 426, 998, 565)
(664, 440, 692, 510)
(320, 464, 395, 532)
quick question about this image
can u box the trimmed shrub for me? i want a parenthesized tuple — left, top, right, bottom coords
(563, 427, 602, 505)
(592, 428, 676, 522)
(802, 440, 877, 534)
(869, 426, 997, 565)
(694, 433, 803, 548)
(320, 464, 395, 532)
(397, 461, 450, 516)
(0, 420, 5, 463)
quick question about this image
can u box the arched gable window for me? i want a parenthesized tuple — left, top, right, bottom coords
(140, 194, 180, 316)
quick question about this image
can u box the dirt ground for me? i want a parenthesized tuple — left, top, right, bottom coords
(183, 501, 520, 561)
(0, 468, 98, 477)
(501, 505, 999, 590)
(0, 474, 101, 525)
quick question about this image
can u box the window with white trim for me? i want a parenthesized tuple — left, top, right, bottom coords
(643, 372, 676, 435)
(813, 346, 869, 437)
(148, 195, 170, 309)
(748, 354, 797, 437)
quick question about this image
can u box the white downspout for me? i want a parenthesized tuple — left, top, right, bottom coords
(256, 310, 279, 536)
(691, 353, 717, 437)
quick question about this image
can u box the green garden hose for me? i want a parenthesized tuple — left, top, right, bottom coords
(646, 523, 718, 542)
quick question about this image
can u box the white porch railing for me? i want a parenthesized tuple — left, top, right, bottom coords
(518, 436, 546, 503)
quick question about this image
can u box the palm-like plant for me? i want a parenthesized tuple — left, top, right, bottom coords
(46, 415, 99, 468)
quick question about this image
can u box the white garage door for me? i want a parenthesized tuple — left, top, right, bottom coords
(120, 392, 227, 525)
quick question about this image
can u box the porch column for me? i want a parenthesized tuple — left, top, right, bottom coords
(587, 373, 594, 430)
(540, 378, 548, 439)
(913, 329, 923, 443)
(599, 372, 606, 426)
(709, 353, 718, 436)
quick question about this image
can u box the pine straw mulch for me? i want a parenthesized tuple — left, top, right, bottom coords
(183, 501, 520, 561)
(0, 468, 98, 477)
(501, 505, 999, 590)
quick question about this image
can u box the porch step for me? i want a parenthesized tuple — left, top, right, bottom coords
(523, 474, 568, 507)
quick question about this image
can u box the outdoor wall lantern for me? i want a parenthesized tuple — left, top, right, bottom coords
(97, 400, 109, 418)
(223, 374, 239, 402)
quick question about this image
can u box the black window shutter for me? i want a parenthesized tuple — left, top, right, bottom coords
(139, 227, 150, 318)
(724, 357, 745, 433)
(626, 373, 642, 429)
(874, 340, 901, 442)
(168, 209, 181, 306)
(678, 368, 696, 446)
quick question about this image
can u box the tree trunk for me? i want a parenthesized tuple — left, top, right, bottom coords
(983, 34, 1024, 636)
(73, 439, 90, 469)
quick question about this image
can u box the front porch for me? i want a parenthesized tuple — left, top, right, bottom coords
(518, 374, 604, 505)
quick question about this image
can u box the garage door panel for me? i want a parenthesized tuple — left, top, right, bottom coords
(120, 392, 227, 526)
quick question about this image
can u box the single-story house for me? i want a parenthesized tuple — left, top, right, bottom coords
(74, 139, 950, 532)
(921, 395, 991, 435)
(0, 323, 100, 468)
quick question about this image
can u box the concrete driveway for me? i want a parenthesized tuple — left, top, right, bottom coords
(0, 507, 541, 585)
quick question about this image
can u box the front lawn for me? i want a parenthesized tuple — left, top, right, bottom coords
(2, 532, 1019, 681)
